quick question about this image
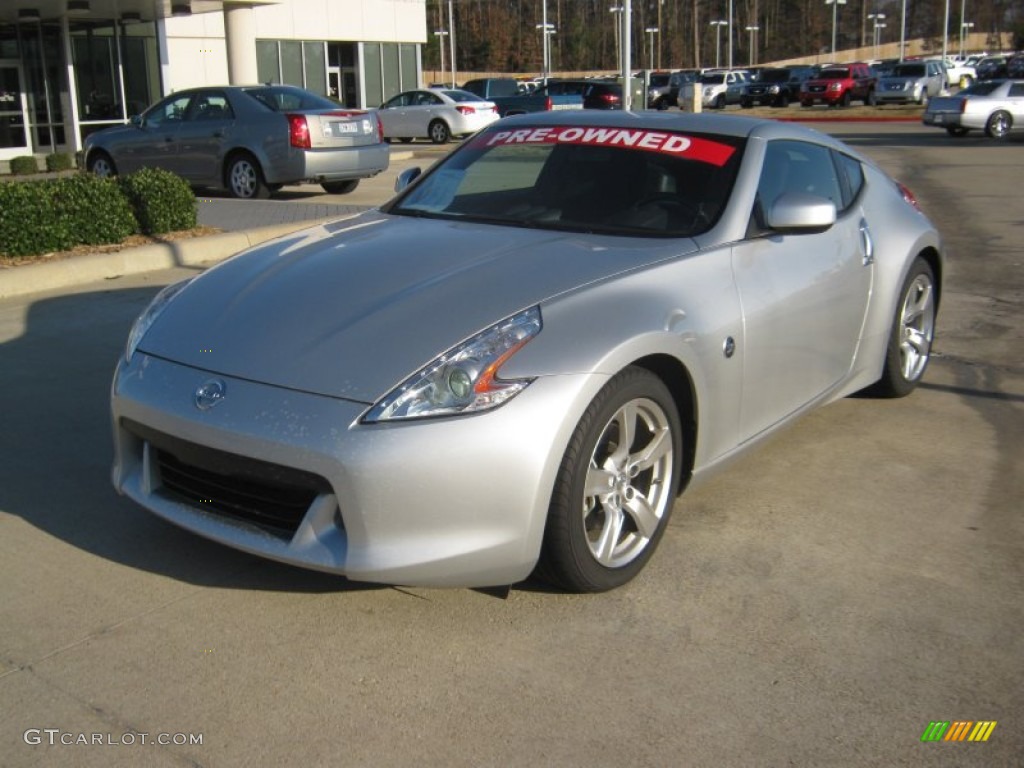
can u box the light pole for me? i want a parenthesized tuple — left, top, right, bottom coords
(745, 25, 759, 66)
(710, 20, 727, 68)
(825, 0, 846, 57)
(448, 0, 456, 88)
(727, 0, 733, 69)
(868, 13, 886, 58)
(433, 29, 448, 86)
(645, 27, 659, 69)
(899, 0, 907, 61)
(941, 0, 950, 61)
(959, 21, 974, 57)
(536, 23, 556, 79)
(610, 5, 624, 68)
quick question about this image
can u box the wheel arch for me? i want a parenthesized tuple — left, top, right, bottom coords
(630, 353, 698, 496)
(915, 245, 943, 312)
(221, 147, 262, 187)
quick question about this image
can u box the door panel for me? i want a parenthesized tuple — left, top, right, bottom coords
(732, 140, 872, 441)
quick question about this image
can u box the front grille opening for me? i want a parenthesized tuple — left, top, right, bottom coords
(123, 419, 333, 537)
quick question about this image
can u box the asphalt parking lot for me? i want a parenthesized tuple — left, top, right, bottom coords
(0, 123, 1021, 767)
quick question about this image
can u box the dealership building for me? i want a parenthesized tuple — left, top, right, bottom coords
(0, 0, 427, 161)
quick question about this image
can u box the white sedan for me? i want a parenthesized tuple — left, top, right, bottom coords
(378, 89, 499, 144)
(923, 79, 1024, 138)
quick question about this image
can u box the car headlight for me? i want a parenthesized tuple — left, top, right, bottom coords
(125, 278, 193, 363)
(829, 82, 842, 91)
(364, 307, 542, 422)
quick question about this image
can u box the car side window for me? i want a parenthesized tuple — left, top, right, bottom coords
(145, 94, 193, 127)
(1009, 83, 1024, 97)
(832, 151, 865, 211)
(186, 92, 233, 121)
(753, 140, 844, 230)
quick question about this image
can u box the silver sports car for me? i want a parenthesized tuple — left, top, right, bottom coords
(111, 112, 943, 592)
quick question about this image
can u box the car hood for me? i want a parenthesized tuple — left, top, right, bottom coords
(84, 123, 136, 148)
(140, 212, 697, 402)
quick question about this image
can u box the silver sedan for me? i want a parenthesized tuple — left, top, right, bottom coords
(111, 112, 943, 592)
(83, 85, 389, 198)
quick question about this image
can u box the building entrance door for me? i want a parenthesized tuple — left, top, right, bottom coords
(0, 61, 30, 160)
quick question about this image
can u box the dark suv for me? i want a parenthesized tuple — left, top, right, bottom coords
(740, 66, 814, 108)
(800, 62, 877, 107)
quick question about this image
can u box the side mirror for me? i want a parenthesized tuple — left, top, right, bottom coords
(765, 192, 836, 234)
(394, 166, 422, 193)
(130, 114, 143, 127)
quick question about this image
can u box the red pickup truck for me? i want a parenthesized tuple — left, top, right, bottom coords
(800, 63, 877, 107)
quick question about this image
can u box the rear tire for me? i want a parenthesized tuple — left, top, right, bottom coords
(321, 179, 359, 195)
(870, 258, 937, 398)
(428, 119, 451, 144)
(985, 110, 1012, 140)
(535, 367, 681, 593)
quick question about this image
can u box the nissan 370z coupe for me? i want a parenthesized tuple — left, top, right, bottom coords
(111, 112, 943, 592)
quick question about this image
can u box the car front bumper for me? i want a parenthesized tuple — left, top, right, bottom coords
(111, 353, 596, 587)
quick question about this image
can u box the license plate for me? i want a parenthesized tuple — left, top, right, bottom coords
(327, 121, 358, 137)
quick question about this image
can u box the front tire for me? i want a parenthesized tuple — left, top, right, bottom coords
(321, 179, 359, 195)
(428, 119, 451, 144)
(535, 367, 681, 593)
(714, 94, 726, 110)
(985, 110, 1012, 140)
(87, 151, 116, 178)
(871, 258, 937, 398)
(225, 153, 270, 199)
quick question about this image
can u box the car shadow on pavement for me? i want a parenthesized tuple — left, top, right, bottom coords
(0, 283, 386, 594)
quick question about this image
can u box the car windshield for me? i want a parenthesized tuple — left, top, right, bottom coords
(649, 75, 671, 86)
(386, 125, 745, 237)
(243, 86, 338, 112)
(443, 89, 483, 102)
(701, 74, 725, 84)
(760, 70, 790, 82)
(893, 64, 926, 77)
(820, 68, 850, 79)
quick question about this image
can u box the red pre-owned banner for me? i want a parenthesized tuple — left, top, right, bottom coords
(476, 126, 736, 166)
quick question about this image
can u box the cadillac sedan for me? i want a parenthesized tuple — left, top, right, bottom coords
(923, 79, 1024, 138)
(84, 85, 389, 198)
(111, 112, 943, 593)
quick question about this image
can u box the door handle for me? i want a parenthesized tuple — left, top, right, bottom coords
(859, 219, 874, 266)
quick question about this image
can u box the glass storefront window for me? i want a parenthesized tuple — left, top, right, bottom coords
(257, 40, 279, 84)
(71, 22, 121, 121)
(303, 41, 326, 96)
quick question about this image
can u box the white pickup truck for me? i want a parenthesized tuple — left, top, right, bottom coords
(938, 58, 977, 88)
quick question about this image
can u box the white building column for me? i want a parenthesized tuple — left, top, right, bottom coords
(224, 3, 258, 85)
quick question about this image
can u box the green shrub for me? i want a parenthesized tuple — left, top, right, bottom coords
(119, 167, 196, 235)
(9, 155, 40, 176)
(46, 153, 76, 172)
(0, 174, 137, 257)
(54, 174, 137, 245)
(0, 181, 72, 256)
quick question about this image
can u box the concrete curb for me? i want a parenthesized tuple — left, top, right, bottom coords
(0, 220, 323, 301)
